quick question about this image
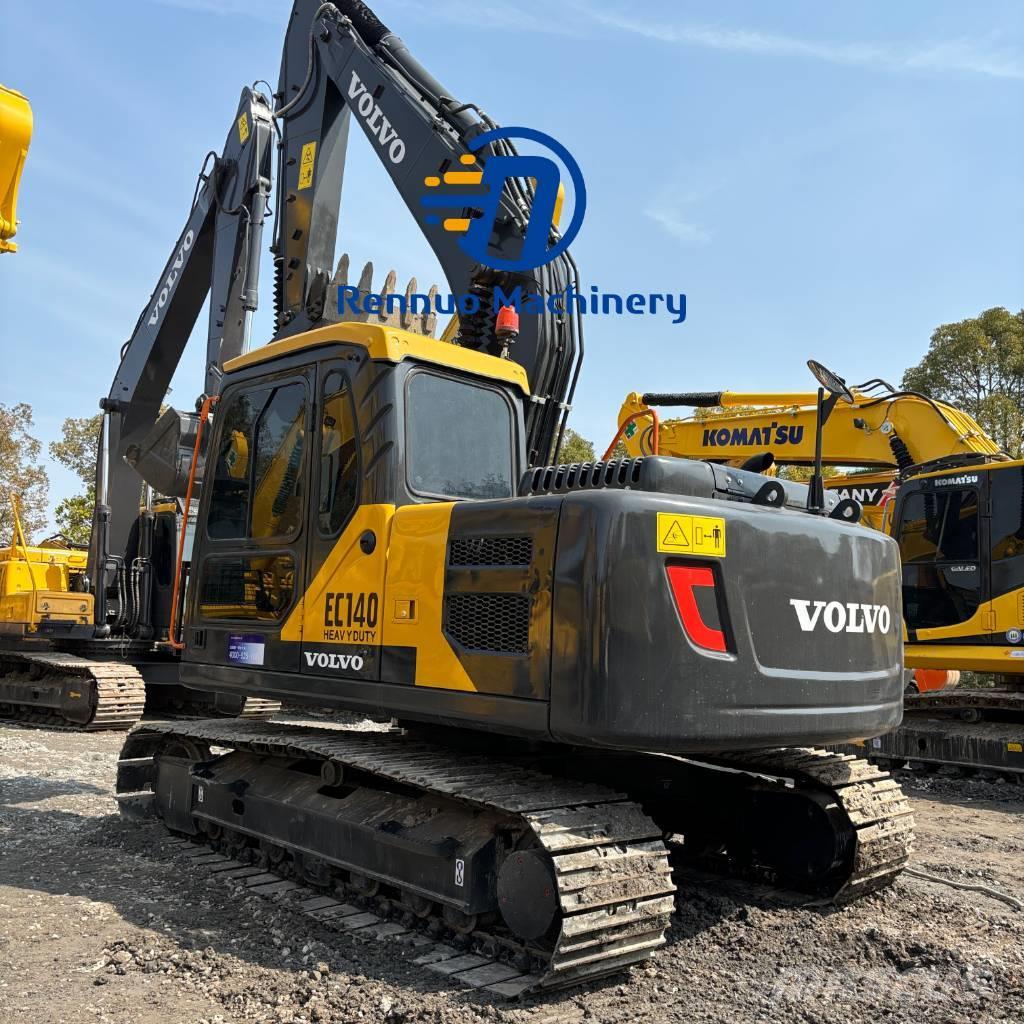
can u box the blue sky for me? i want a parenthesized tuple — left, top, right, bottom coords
(2, 0, 1022, 520)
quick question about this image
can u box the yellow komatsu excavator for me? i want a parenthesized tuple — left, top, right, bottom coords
(619, 375, 1003, 531)
(618, 363, 1024, 776)
(0, 85, 31, 254)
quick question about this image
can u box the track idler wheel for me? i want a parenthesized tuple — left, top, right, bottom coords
(497, 847, 560, 942)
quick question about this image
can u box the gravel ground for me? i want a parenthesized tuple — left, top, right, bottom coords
(2, 722, 1023, 1024)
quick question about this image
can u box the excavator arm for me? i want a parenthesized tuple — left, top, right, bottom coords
(270, 0, 582, 465)
(619, 381, 1006, 473)
(90, 88, 273, 619)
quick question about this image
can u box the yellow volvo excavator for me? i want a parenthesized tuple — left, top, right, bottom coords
(13, 0, 913, 994)
(618, 364, 1024, 776)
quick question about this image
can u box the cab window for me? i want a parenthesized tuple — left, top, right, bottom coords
(317, 370, 359, 536)
(406, 372, 514, 500)
(206, 382, 307, 540)
(199, 554, 296, 621)
(897, 486, 981, 631)
(990, 467, 1024, 562)
(896, 488, 979, 564)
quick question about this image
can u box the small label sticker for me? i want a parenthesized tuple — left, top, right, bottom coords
(237, 112, 249, 144)
(657, 512, 726, 558)
(197, 786, 205, 803)
(454, 859, 465, 887)
(871, 738, 882, 749)
(1008, 742, 1023, 753)
(228, 634, 266, 666)
(298, 141, 317, 189)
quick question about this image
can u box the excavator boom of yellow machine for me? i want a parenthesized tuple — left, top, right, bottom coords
(0, 85, 32, 254)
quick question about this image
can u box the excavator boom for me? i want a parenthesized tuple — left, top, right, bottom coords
(620, 387, 1005, 470)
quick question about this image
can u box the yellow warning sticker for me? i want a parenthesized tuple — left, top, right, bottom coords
(298, 141, 317, 190)
(1008, 742, 1023, 753)
(237, 112, 249, 144)
(657, 512, 726, 557)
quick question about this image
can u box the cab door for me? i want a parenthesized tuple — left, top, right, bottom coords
(894, 476, 988, 640)
(189, 369, 312, 674)
(293, 359, 389, 682)
(985, 464, 1024, 639)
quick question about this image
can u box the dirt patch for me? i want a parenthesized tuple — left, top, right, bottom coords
(2, 723, 1023, 1023)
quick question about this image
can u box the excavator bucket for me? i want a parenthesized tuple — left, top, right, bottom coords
(0, 85, 32, 254)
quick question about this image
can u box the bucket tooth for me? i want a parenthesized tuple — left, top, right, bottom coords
(348, 260, 373, 323)
(325, 253, 352, 323)
(423, 285, 438, 337)
(379, 269, 398, 326)
(400, 277, 417, 331)
(326, 253, 437, 336)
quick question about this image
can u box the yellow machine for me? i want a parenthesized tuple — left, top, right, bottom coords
(617, 369, 1024, 678)
(0, 497, 93, 639)
(96, 0, 916, 993)
(0, 85, 31, 254)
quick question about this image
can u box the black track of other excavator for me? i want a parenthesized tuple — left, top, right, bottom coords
(115, 720, 677, 996)
(0, 649, 280, 730)
(687, 748, 915, 902)
(0, 650, 146, 730)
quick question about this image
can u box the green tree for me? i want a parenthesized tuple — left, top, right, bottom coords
(0, 403, 49, 542)
(49, 413, 102, 545)
(558, 428, 597, 463)
(902, 307, 1024, 456)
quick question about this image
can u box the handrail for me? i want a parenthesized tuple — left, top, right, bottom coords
(168, 396, 218, 650)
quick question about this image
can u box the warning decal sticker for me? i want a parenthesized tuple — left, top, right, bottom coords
(656, 512, 726, 558)
(298, 141, 317, 190)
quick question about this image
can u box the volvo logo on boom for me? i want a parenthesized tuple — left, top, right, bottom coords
(148, 229, 194, 327)
(348, 71, 406, 164)
(790, 599, 892, 634)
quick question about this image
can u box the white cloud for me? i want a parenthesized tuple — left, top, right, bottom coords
(645, 209, 710, 245)
(575, 5, 1024, 81)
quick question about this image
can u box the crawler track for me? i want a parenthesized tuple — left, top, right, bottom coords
(0, 650, 146, 730)
(116, 720, 676, 995)
(116, 723, 915, 995)
(0, 649, 280, 730)
(696, 747, 915, 901)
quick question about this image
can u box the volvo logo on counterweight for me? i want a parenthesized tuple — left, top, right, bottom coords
(790, 599, 892, 634)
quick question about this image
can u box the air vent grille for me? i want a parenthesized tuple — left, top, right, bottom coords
(449, 535, 533, 567)
(445, 593, 530, 654)
(520, 458, 645, 496)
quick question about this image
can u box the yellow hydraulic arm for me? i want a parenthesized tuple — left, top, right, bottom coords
(0, 85, 31, 254)
(618, 384, 1004, 471)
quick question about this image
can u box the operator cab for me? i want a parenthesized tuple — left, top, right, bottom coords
(181, 321, 529, 687)
(892, 461, 1024, 643)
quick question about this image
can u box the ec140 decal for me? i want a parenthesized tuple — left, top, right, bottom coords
(320, 591, 380, 644)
